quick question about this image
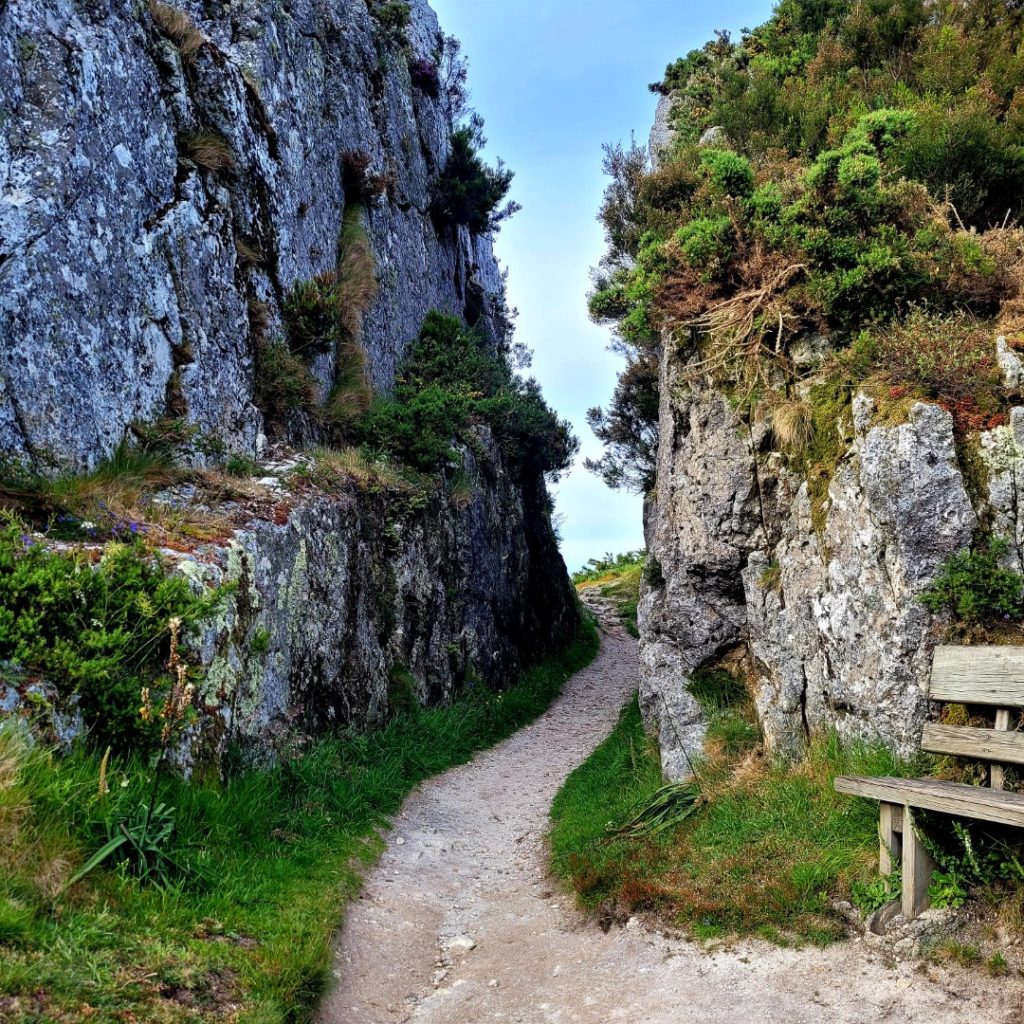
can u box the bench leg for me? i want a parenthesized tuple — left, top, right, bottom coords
(901, 806, 935, 921)
(879, 802, 902, 875)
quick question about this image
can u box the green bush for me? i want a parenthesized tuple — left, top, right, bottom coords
(367, 0, 410, 47)
(0, 519, 223, 753)
(431, 123, 519, 233)
(254, 339, 319, 422)
(651, 1, 1024, 229)
(700, 148, 754, 198)
(920, 537, 1024, 626)
(357, 312, 578, 478)
(590, 0, 1024, 490)
(675, 215, 734, 280)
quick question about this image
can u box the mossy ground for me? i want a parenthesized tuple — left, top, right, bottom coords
(0, 620, 598, 1023)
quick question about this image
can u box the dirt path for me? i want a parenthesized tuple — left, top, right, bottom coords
(319, 617, 1021, 1024)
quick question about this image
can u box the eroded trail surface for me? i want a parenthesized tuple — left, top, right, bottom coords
(320, 619, 1020, 1024)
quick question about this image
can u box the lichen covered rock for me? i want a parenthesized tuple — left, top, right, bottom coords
(641, 342, 1009, 779)
(0, 0, 502, 469)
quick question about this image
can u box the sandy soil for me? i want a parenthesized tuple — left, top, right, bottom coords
(319, 616, 1023, 1024)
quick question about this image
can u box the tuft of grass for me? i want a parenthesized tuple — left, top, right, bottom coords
(771, 397, 814, 452)
(0, 444, 175, 522)
(148, 0, 205, 62)
(0, 618, 598, 1023)
(179, 130, 235, 175)
(759, 558, 781, 592)
(986, 951, 1010, 977)
(930, 938, 983, 968)
(551, 700, 915, 943)
(0, 445, 235, 547)
(294, 445, 424, 496)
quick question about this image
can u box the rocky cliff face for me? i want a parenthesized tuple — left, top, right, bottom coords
(639, 351, 997, 779)
(640, 119, 1024, 782)
(0, 0, 579, 763)
(1, 0, 502, 468)
(173, 432, 577, 772)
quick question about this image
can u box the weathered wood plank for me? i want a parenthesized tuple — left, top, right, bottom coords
(920, 721, 1024, 766)
(834, 776, 1024, 827)
(992, 709, 1013, 789)
(902, 806, 935, 921)
(879, 802, 902, 876)
(931, 646, 1024, 705)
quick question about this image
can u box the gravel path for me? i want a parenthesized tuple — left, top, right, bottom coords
(319, 615, 1022, 1024)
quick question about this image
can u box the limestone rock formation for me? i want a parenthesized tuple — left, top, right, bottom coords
(0, 0, 579, 765)
(640, 342, 1016, 779)
(0, 0, 501, 469)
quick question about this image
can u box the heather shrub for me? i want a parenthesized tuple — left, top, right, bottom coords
(860, 309, 1006, 430)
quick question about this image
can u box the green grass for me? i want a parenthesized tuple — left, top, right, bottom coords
(0, 618, 598, 1023)
(551, 694, 915, 944)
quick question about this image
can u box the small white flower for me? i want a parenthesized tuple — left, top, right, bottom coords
(80, 520, 97, 530)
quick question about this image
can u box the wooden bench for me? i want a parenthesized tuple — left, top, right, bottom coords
(835, 645, 1024, 920)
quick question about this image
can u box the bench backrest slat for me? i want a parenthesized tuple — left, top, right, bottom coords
(930, 645, 1024, 706)
(921, 722, 1024, 765)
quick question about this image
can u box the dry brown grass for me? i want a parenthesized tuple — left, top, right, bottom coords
(658, 233, 813, 402)
(235, 237, 265, 268)
(300, 446, 421, 494)
(771, 397, 815, 452)
(148, 0, 205, 63)
(179, 130, 235, 174)
(986, 227, 1024, 339)
(335, 209, 379, 347)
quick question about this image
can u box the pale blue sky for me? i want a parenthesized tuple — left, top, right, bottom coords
(431, 0, 775, 573)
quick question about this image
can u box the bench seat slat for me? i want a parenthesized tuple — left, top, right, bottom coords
(931, 645, 1024, 705)
(835, 775, 1024, 828)
(921, 722, 1024, 766)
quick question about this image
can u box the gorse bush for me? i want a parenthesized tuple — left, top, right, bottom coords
(358, 311, 578, 478)
(589, 0, 1024, 492)
(0, 519, 223, 753)
(653, 0, 1024, 227)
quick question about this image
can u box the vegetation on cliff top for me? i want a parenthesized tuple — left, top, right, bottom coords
(572, 550, 647, 637)
(589, 0, 1024, 494)
(357, 311, 578, 479)
(0, 618, 598, 1024)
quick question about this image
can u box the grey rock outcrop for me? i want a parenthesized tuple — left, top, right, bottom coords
(0, 0, 580, 767)
(640, 341, 1009, 778)
(170, 430, 577, 773)
(1, 0, 502, 469)
(648, 93, 676, 169)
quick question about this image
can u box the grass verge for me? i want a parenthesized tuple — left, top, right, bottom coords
(0, 618, 598, 1023)
(551, 694, 914, 944)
